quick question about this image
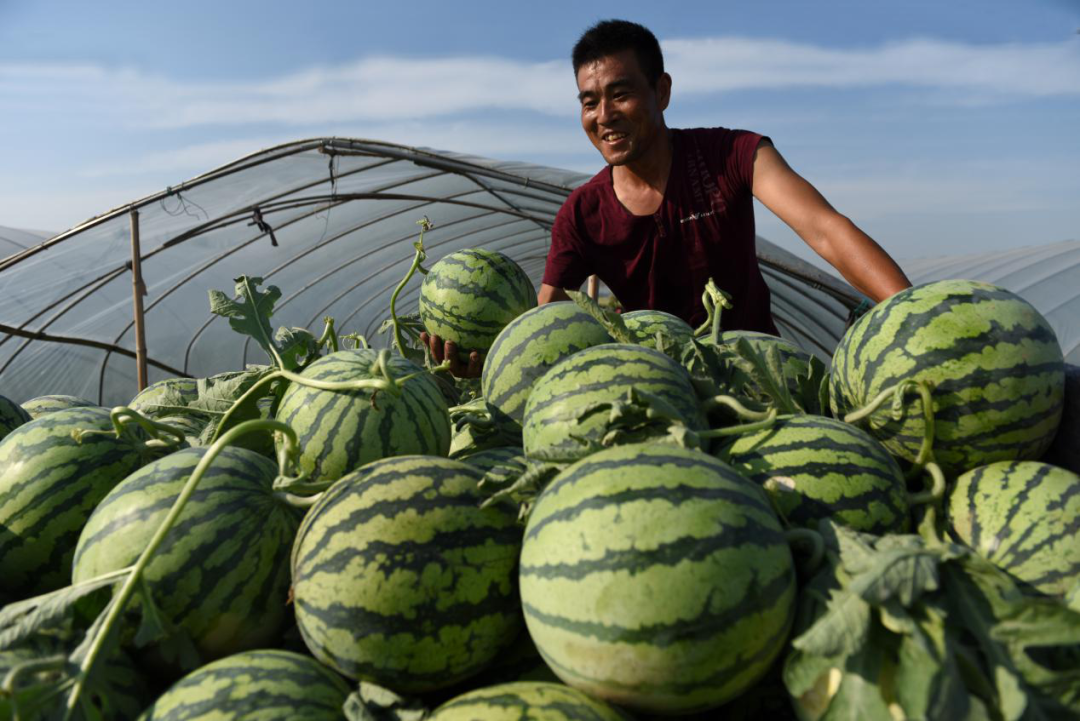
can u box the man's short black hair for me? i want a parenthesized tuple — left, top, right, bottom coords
(572, 19, 665, 87)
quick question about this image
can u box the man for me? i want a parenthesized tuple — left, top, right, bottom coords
(427, 19, 911, 375)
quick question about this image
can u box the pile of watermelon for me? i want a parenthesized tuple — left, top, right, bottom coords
(1, 241, 1079, 721)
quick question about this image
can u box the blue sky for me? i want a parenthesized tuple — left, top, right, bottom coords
(1, 0, 1078, 270)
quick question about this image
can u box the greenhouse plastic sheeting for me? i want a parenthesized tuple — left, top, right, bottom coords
(903, 239, 1080, 366)
(0, 138, 860, 406)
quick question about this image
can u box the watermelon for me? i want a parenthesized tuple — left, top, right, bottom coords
(431, 682, 628, 721)
(831, 280, 1065, 475)
(622, 308, 693, 348)
(519, 443, 796, 714)
(522, 343, 707, 459)
(482, 301, 612, 424)
(0, 392, 32, 440)
(137, 649, 351, 720)
(717, 414, 910, 534)
(72, 446, 300, 671)
(20, 394, 98, 418)
(946, 460, 1080, 596)
(0, 407, 157, 597)
(419, 248, 537, 358)
(130, 377, 200, 419)
(291, 455, 522, 693)
(275, 349, 451, 484)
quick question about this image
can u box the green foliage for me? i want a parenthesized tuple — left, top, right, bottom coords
(785, 522, 1080, 720)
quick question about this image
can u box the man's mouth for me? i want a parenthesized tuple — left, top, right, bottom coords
(602, 131, 628, 143)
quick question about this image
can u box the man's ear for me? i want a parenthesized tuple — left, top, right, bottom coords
(656, 72, 672, 112)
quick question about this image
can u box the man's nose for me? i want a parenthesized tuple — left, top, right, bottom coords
(597, 97, 617, 124)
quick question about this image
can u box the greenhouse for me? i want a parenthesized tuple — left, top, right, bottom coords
(0, 137, 864, 407)
(1, 137, 1078, 719)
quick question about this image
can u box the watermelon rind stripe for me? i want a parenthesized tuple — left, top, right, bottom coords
(947, 460, 1080, 596)
(291, 455, 522, 693)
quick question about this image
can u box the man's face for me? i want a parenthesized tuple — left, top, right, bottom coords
(576, 49, 671, 167)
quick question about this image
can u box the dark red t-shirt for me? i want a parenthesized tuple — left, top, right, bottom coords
(543, 127, 778, 334)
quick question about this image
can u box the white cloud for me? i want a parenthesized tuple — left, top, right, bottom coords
(2, 36, 1078, 131)
(78, 121, 594, 178)
(665, 37, 1080, 97)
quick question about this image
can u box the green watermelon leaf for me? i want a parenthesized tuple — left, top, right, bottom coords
(566, 290, 635, 344)
(131, 578, 201, 671)
(818, 627, 896, 721)
(275, 326, 320, 369)
(893, 607, 972, 721)
(947, 556, 1080, 718)
(0, 572, 124, 649)
(730, 336, 799, 414)
(189, 367, 274, 415)
(209, 276, 286, 369)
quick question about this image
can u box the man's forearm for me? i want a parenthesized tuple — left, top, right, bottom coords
(538, 283, 572, 305)
(814, 214, 911, 303)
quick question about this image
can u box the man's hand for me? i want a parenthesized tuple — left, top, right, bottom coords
(419, 332, 484, 378)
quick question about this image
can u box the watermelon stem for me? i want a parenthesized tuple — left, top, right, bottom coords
(71, 406, 187, 455)
(389, 218, 432, 360)
(908, 461, 946, 506)
(843, 379, 938, 476)
(701, 394, 774, 422)
(61, 419, 295, 721)
(785, 527, 825, 574)
(697, 407, 779, 437)
(692, 278, 733, 343)
(3, 653, 66, 696)
(317, 316, 339, 353)
(275, 491, 323, 508)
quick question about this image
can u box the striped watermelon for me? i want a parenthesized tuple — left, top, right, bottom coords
(137, 649, 351, 720)
(275, 349, 451, 484)
(130, 377, 200, 419)
(717, 414, 910, 534)
(432, 682, 628, 721)
(419, 248, 537, 358)
(20, 394, 98, 418)
(482, 301, 612, 424)
(0, 638, 150, 721)
(291, 455, 522, 693)
(831, 280, 1065, 475)
(946, 460, 1080, 596)
(522, 343, 707, 459)
(0, 406, 157, 597)
(0, 392, 31, 440)
(520, 443, 796, 714)
(622, 309, 693, 348)
(72, 446, 300, 671)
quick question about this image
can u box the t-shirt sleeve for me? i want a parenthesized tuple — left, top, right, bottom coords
(542, 202, 591, 290)
(727, 129, 771, 193)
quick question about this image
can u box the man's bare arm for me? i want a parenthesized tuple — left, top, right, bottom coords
(538, 283, 572, 305)
(751, 141, 911, 303)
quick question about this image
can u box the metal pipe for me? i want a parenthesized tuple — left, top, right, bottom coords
(129, 209, 149, 391)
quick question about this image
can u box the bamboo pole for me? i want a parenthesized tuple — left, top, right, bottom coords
(587, 274, 599, 300)
(129, 208, 149, 391)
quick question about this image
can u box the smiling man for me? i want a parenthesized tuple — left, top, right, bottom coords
(538, 19, 912, 332)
